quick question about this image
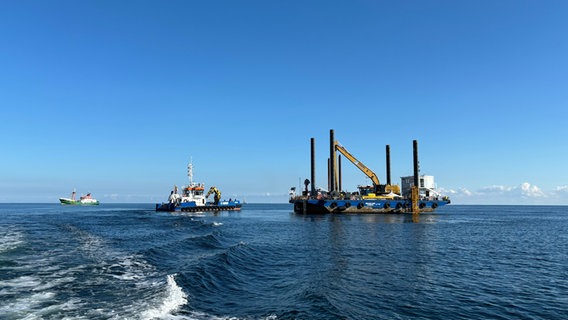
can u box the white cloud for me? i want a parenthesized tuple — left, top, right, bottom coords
(519, 182, 545, 198)
(477, 185, 513, 194)
(459, 188, 473, 196)
(442, 187, 472, 196)
(440, 182, 567, 205)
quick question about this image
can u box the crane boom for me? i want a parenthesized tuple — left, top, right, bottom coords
(206, 186, 221, 205)
(334, 142, 380, 186)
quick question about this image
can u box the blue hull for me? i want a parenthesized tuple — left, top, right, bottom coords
(156, 200, 242, 212)
(291, 199, 449, 214)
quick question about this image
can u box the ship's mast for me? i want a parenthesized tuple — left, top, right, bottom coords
(187, 158, 194, 185)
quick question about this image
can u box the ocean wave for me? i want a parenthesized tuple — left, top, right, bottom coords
(144, 231, 227, 261)
(141, 274, 188, 320)
(178, 241, 263, 305)
(177, 311, 278, 320)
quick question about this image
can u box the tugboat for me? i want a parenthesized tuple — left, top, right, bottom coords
(155, 161, 241, 212)
(59, 190, 100, 205)
(289, 129, 450, 214)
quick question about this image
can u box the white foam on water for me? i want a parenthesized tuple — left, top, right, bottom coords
(184, 311, 236, 320)
(141, 274, 188, 320)
(1, 223, 165, 319)
(33, 275, 76, 291)
(0, 228, 24, 253)
(105, 254, 155, 281)
(0, 253, 85, 318)
(179, 212, 206, 218)
(31, 298, 86, 320)
(64, 224, 157, 283)
(0, 291, 56, 317)
(1, 275, 41, 289)
(212, 222, 223, 227)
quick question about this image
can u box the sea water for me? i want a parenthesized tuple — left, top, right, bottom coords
(1, 203, 566, 319)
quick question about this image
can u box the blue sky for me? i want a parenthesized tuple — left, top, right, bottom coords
(1, 0, 567, 204)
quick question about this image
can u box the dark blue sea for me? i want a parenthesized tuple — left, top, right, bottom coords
(1, 204, 567, 319)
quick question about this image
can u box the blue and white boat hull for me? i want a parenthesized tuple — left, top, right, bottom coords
(156, 200, 242, 212)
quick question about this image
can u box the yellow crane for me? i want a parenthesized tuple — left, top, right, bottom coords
(206, 186, 221, 205)
(334, 141, 400, 199)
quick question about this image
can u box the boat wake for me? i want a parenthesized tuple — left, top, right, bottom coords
(0, 227, 24, 254)
(1, 207, 278, 320)
(141, 274, 188, 320)
(0, 223, 193, 319)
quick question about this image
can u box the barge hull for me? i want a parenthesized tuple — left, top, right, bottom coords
(291, 199, 449, 214)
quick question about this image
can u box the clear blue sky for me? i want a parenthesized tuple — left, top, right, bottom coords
(1, 0, 567, 204)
